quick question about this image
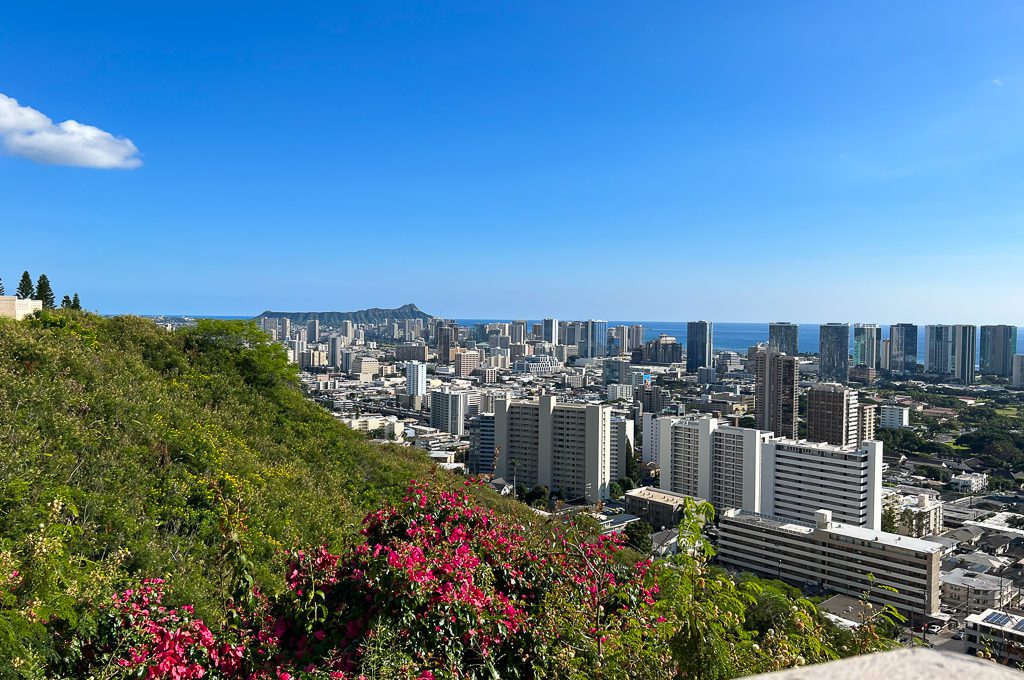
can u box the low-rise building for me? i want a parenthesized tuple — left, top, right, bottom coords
(0, 296, 43, 320)
(718, 508, 943, 618)
(624, 486, 700, 530)
(953, 473, 989, 494)
(964, 609, 1024, 666)
(941, 568, 1016, 615)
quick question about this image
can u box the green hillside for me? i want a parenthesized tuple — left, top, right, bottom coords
(0, 311, 478, 667)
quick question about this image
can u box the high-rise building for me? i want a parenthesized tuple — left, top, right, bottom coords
(454, 349, 481, 378)
(604, 358, 631, 386)
(753, 345, 798, 439)
(807, 383, 861, 447)
(468, 413, 496, 475)
(879, 339, 891, 370)
(542, 318, 559, 344)
(818, 323, 850, 384)
(925, 325, 955, 376)
(436, 323, 458, 365)
(339, 320, 353, 341)
(511, 320, 528, 344)
(888, 323, 918, 375)
(859, 403, 877, 443)
(768, 322, 799, 356)
(980, 325, 1018, 377)
(953, 325, 977, 385)
(580, 320, 608, 358)
(306, 319, 320, 344)
(493, 396, 612, 502)
(762, 438, 883, 529)
(278, 317, 292, 340)
(853, 324, 882, 369)
(1013, 355, 1024, 389)
(686, 320, 713, 371)
(609, 415, 635, 482)
(614, 325, 630, 354)
(429, 388, 480, 436)
(628, 325, 645, 351)
(406, 361, 427, 397)
(329, 336, 346, 367)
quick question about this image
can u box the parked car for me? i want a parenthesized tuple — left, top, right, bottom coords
(952, 630, 964, 640)
(927, 623, 943, 635)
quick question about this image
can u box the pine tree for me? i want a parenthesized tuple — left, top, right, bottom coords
(0, 276, 4, 295)
(61, 295, 73, 308)
(16, 271, 33, 299)
(35, 274, 56, 309)
(71, 292, 81, 310)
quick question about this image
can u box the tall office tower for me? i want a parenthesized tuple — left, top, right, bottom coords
(615, 325, 630, 353)
(879, 339, 891, 370)
(1014, 355, 1024, 389)
(753, 345, 798, 439)
(888, 323, 918, 375)
(305, 320, 320, 344)
(563, 322, 581, 347)
(278, 317, 292, 340)
(454, 349, 481, 378)
(494, 396, 613, 502)
(768, 322, 799, 356)
(604, 358, 631, 385)
(580, 320, 608, 358)
(468, 413, 496, 475)
(652, 414, 773, 513)
(925, 325, 954, 375)
(686, 321, 713, 371)
(436, 323, 458, 365)
(542, 318, 559, 344)
(807, 383, 861, 447)
(852, 324, 882, 368)
(339, 320, 354, 341)
(406, 361, 427, 397)
(328, 336, 345, 367)
(818, 323, 851, 383)
(511, 320, 527, 344)
(629, 324, 645, 351)
(953, 324, 977, 385)
(980, 325, 1018, 377)
(763, 439, 883, 529)
(609, 415, 635, 482)
(858, 403, 877, 443)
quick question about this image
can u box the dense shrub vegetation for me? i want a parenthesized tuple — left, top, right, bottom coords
(0, 312, 891, 678)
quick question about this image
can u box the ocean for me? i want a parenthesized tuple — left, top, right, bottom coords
(456, 320, 1024, 362)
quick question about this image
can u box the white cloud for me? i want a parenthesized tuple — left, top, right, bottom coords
(993, 79, 1004, 86)
(0, 93, 141, 169)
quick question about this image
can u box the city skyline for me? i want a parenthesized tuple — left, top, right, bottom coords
(3, 3, 1024, 318)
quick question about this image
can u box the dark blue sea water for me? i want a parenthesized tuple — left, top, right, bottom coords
(457, 320, 1024, 362)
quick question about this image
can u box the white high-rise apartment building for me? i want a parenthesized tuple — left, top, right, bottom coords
(454, 349, 481, 378)
(879, 404, 910, 429)
(494, 396, 612, 502)
(542, 318, 559, 345)
(429, 388, 481, 436)
(609, 415, 635, 482)
(648, 414, 883, 529)
(406, 361, 427, 397)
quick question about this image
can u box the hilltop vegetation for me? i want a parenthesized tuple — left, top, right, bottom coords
(0, 311, 892, 678)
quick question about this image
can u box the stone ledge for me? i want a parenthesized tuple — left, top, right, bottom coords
(743, 648, 1020, 679)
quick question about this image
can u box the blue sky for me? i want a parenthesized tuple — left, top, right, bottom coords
(1, 2, 1022, 322)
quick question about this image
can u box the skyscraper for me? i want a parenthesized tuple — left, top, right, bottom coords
(436, 323, 458, 365)
(542, 318, 559, 345)
(406, 361, 427, 397)
(629, 324, 645, 350)
(980, 325, 1018, 377)
(768, 322, 799, 356)
(686, 320, 713, 371)
(953, 325, 977, 386)
(853, 324, 882, 369)
(510, 320, 527, 344)
(580, 320, 608, 358)
(819, 323, 850, 384)
(468, 413, 496, 475)
(888, 323, 919, 375)
(306, 319, 320, 344)
(754, 344, 798, 439)
(925, 325, 954, 375)
(807, 383, 860, 447)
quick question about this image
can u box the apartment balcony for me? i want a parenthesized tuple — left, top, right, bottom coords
(745, 648, 1018, 679)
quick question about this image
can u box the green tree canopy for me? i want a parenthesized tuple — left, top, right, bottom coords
(34, 273, 55, 309)
(15, 270, 33, 299)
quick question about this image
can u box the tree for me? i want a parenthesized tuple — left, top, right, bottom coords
(608, 481, 624, 499)
(881, 505, 899, 533)
(624, 519, 653, 553)
(619, 477, 637, 492)
(16, 271, 33, 299)
(71, 292, 82, 310)
(0, 276, 4, 295)
(61, 295, 73, 308)
(524, 484, 549, 507)
(35, 274, 56, 309)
